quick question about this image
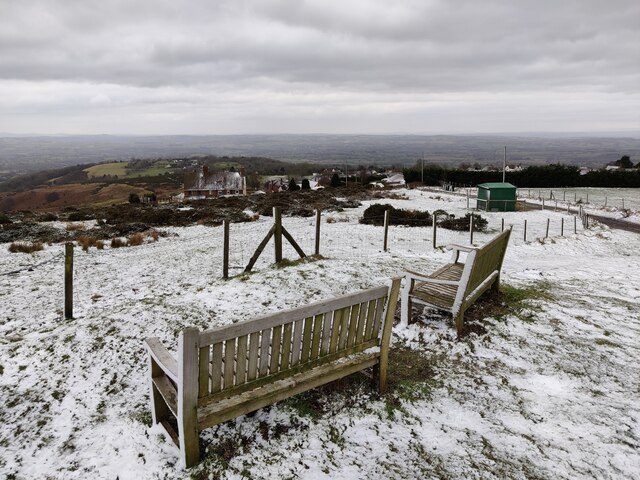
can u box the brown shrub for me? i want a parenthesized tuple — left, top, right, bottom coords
(66, 223, 85, 232)
(147, 230, 159, 242)
(95, 240, 105, 250)
(77, 236, 98, 252)
(111, 238, 126, 248)
(127, 233, 145, 246)
(8, 242, 44, 254)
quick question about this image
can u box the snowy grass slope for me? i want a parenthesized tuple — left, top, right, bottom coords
(0, 189, 638, 479)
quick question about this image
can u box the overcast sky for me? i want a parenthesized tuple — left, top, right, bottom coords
(0, 0, 638, 135)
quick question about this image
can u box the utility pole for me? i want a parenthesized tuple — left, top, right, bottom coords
(502, 146, 506, 183)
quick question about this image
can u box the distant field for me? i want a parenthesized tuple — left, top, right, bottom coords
(85, 161, 170, 179)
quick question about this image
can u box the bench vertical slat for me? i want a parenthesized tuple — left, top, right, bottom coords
(310, 313, 324, 360)
(291, 318, 305, 366)
(364, 300, 377, 340)
(247, 331, 260, 381)
(371, 297, 386, 340)
(320, 311, 333, 356)
(236, 335, 248, 386)
(355, 301, 368, 344)
(338, 306, 351, 350)
(269, 325, 283, 374)
(301, 316, 314, 362)
(346, 303, 360, 348)
(329, 308, 344, 354)
(223, 338, 236, 389)
(280, 322, 293, 370)
(259, 328, 271, 377)
(210, 342, 223, 393)
(198, 346, 210, 397)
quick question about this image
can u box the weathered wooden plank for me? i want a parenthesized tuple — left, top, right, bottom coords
(355, 301, 368, 344)
(259, 328, 271, 377)
(320, 310, 333, 356)
(370, 297, 386, 339)
(198, 341, 379, 413)
(378, 278, 401, 393)
(177, 327, 200, 467)
(247, 332, 260, 381)
(290, 318, 304, 366)
(200, 285, 390, 346)
(301, 316, 313, 362)
(281, 322, 293, 371)
(144, 337, 178, 383)
(236, 335, 248, 386)
(198, 346, 210, 397)
(328, 308, 343, 354)
(310, 314, 324, 360)
(269, 325, 282, 374)
(223, 338, 236, 389)
(210, 342, 223, 393)
(337, 306, 351, 350)
(346, 304, 360, 348)
(364, 299, 377, 341)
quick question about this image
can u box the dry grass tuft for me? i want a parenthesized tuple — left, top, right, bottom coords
(65, 223, 85, 232)
(147, 230, 159, 242)
(77, 236, 99, 252)
(8, 242, 44, 254)
(127, 232, 145, 246)
(110, 238, 126, 248)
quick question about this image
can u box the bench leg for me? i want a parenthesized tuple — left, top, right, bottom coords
(454, 311, 464, 336)
(491, 274, 500, 293)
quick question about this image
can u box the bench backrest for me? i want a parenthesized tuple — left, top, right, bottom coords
(457, 227, 512, 304)
(190, 282, 398, 404)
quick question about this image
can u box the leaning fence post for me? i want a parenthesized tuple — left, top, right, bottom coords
(524, 219, 527, 242)
(383, 209, 390, 251)
(314, 209, 321, 256)
(469, 213, 474, 244)
(223, 220, 230, 279)
(274, 207, 282, 263)
(64, 242, 73, 319)
(545, 218, 550, 238)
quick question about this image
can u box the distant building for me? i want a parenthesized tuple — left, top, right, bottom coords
(382, 173, 406, 187)
(184, 165, 247, 199)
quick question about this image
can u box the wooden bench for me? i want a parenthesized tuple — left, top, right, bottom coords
(400, 227, 511, 334)
(144, 278, 401, 468)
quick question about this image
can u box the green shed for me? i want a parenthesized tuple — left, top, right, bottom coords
(476, 182, 517, 211)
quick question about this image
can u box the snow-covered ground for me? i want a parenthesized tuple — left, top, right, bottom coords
(1, 189, 639, 479)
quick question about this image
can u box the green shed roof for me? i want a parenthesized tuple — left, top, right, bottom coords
(477, 182, 516, 189)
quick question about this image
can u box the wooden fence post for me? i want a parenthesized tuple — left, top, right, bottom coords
(223, 220, 229, 279)
(604, 196, 607, 207)
(561, 218, 564, 236)
(432, 213, 437, 249)
(545, 218, 550, 238)
(466, 189, 470, 209)
(64, 242, 73, 319)
(274, 207, 282, 263)
(542, 198, 545, 210)
(314, 209, 321, 256)
(469, 213, 474, 244)
(524, 219, 527, 242)
(383, 209, 390, 251)
(501, 218, 504, 232)
(563, 190, 566, 201)
(622, 198, 625, 209)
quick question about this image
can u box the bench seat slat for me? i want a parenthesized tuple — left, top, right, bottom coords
(197, 350, 380, 430)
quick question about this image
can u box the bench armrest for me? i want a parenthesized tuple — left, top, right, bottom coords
(145, 337, 178, 383)
(446, 243, 475, 263)
(405, 269, 460, 286)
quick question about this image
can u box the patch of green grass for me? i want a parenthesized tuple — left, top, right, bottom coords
(63, 334, 75, 343)
(275, 254, 325, 269)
